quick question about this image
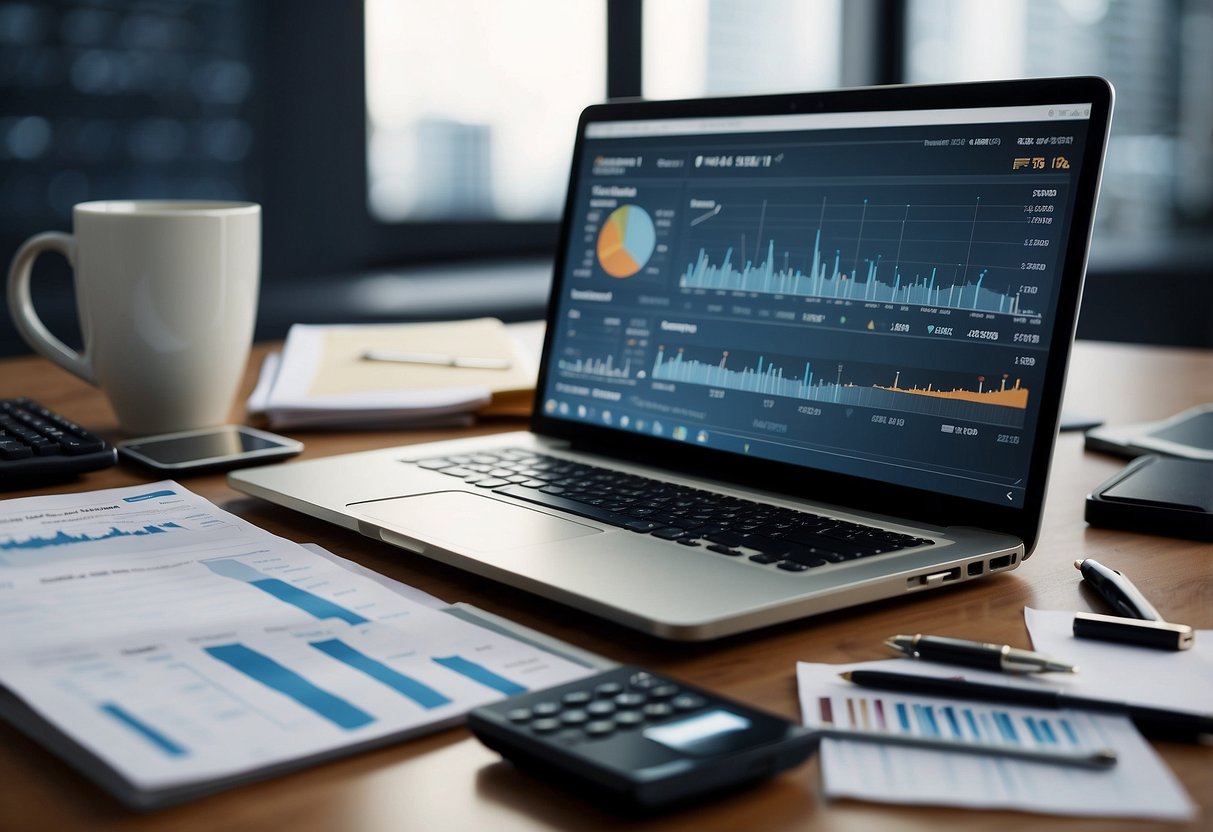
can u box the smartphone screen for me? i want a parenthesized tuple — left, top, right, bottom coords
(119, 426, 302, 471)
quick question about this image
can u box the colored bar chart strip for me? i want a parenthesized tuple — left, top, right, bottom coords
(651, 348, 1027, 428)
(100, 703, 188, 757)
(199, 642, 530, 732)
(310, 639, 451, 709)
(433, 655, 526, 696)
(819, 694, 1083, 751)
(681, 222, 1041, 318)
(206, 643, 376, 731)
(0, 521, 185, 552)
(202, 558, 370, 626)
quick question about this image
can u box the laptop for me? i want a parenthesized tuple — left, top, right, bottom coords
(231, 76, 1113, 640)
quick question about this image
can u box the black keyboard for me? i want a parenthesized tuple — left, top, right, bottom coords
(0, 398, 117, 482)
(412, 448, 933, 572)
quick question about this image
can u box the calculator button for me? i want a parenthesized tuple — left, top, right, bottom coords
(505, 707, 532, 723)
(614, 710, 644, 727)
(530, 717, 561, 733)
(594, 682, 623, 698)
(643, 702, 675, 719)
(672, 693, 707, 711)
(614, 692, 646, 708)
(585, 720, 616, 737)
(531, 701, 561, 717)
(629, 672, 660, 690)
(586, 700, 616, 717)
(648, 684, 679, 700)
(560, 709, 589, 725)
(561, 690, 592, 706)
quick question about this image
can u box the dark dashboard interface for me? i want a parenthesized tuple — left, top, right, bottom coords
(542, 102, 1094, 508)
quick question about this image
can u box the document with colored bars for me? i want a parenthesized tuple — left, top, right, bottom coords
(0, 482, 603, 809)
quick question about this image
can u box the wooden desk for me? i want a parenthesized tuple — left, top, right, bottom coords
(1, 340, 1210, 832)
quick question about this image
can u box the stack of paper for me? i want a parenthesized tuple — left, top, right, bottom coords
(247, 318, 540, 429)
(0, 482, 601, 809)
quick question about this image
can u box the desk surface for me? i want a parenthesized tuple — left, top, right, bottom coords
(1, 340, 1210, 832)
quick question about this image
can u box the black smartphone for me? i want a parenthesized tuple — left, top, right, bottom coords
(117, 425, 303, 472)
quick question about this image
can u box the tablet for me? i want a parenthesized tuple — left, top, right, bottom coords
(1083, 404, 1213, 461)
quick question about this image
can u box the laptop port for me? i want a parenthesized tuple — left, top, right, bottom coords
(908, 567, 960, 588)
(989, 553, 1018, 571)
(967, 561, 984, 577)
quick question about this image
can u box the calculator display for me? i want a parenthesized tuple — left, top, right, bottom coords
(643, 709, 752, 755)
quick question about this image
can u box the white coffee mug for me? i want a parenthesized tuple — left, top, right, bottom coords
(6, 200, 261, 436)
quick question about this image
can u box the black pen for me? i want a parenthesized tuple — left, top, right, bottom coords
(840, 669, 1213, 740)
(1074, 558, 1162, 621)
(885, 634, 1076, 674)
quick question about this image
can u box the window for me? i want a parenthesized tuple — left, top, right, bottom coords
(905, 0, 1213, 242)
(365, 0, 606, 222)
(642, 0, 843, 99)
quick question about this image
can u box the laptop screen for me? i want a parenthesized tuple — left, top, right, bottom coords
(537, 81, 1108, 513)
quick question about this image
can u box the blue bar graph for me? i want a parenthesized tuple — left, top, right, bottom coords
(942, 705, 962, 739)
(993, 711, 1019, 743)
(205, 643, 375, 730)
(964, 709, 981, 740)
(0, 521, 185, 552)
(100, 702, 188, 757)
(203, 558, 370, 625)
(1060, 718, 1080, 745)
(433, 655, 525, 695)
(311, 639, 451, 709)
(649, 346, 1028, 428)
(823, 695, 1088, 753)
(679, 202, 1040, 318)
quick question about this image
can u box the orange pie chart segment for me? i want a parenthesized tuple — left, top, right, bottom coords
(597, 205, 656, 278)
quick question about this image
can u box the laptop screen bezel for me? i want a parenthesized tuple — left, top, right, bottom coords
(530, 76, 1114, 554)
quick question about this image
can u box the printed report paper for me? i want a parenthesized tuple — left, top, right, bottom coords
(797, 659, 1194, 820)
(0, 482, 595, 805)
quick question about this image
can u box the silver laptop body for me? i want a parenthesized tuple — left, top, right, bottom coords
(232, 77, 1113, 640)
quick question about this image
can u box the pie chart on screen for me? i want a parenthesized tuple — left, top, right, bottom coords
(597, 205, 656, 278)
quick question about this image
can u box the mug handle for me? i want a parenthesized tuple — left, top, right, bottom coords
(6, 231, 96, 385)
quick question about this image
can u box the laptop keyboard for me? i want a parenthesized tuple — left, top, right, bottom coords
(412, 449, 934, 572)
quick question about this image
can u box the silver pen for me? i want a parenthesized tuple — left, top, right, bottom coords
(361, 349, 513, 370)
(886, 634, 1077, 674)
(814, 727, 1115, 769)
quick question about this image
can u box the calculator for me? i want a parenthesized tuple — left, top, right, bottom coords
(467, 665, 818, 810)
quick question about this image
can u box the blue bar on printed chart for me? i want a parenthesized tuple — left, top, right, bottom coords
(941, 705, 962, 739)
(100, 702, 188, 757)
(311, 639, 452, 709)
(822, 694, 1087, 753)
(202, 558, 370, 625)
(433, 655, 526, 695)
(993, 711, 1019, 742)
(205, 643, 375, 730)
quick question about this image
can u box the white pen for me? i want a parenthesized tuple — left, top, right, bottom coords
(361, 350, 513, 370)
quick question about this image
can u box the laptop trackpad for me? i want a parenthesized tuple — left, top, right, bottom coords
(352, 491, 601, 553)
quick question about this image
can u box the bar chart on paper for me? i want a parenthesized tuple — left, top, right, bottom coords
(0, 486, 233, 566)
(0, 482, 597, 800)
(814, 692, 1090, 755)
(796, 661, 1196, 820)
